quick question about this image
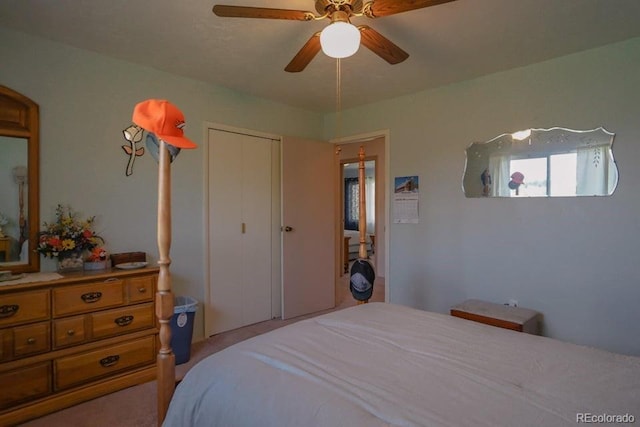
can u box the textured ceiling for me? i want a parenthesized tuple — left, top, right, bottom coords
(1, 0, 640, 113)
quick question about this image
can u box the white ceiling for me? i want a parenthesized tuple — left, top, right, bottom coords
(1, 0, 640, 113)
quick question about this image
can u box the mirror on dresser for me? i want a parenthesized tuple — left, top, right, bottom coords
(0, 85, 39, 273)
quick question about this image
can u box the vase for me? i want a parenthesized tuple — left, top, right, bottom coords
(84, 260, 108, 271)
(57, 251, 84, 273)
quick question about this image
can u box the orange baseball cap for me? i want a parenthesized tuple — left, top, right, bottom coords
(132, 99, 197, 149)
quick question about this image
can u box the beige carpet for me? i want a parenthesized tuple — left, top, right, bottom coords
(20, 271, 384, 427)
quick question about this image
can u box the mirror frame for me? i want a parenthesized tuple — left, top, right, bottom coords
(0, 85, 40, 273)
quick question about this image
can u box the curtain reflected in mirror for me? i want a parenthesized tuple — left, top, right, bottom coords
(463, 127, 619, 198)
(344, 160, 375, 233)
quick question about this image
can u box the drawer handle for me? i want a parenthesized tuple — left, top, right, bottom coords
(81, 291, 103, 303)
(100, 355, 120, 368)
(0, 304, 19, 318)
(27, 337, 36, 345)
(137, 287, 147, 294)
(114, 315, 134, 327)
(67, 329, 75, 336)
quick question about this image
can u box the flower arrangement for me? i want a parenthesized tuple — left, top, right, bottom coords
(37, 205, 104, 259)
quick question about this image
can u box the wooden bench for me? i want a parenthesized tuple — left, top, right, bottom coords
(450, 299, 541, 334)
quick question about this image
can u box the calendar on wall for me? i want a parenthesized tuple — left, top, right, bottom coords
(393, 175, 419, 224)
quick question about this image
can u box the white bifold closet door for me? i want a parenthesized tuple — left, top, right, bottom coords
(208, 128, 274, 335)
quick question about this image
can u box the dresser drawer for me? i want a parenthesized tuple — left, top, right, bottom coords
(0, 362, 52, 410)
(126, 276, 155, 303)
(54, 335, 155, 390)
(53, 315, 86, 348)
(13, 322, 50, 357)
(0, 328, 10, 362)
(91, 303, 154, 340)
(0, 289, 50, 328)
(53, 279, 124, 317)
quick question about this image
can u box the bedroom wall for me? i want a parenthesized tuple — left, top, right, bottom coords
(0, 26, 324, 342)
(328, 36, 640, 356)
(4, 25, 640, 356)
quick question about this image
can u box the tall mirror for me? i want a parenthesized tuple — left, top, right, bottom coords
(463, 127, 618, 198)
(0, 85, 39, 274)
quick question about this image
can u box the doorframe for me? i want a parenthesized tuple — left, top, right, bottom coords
(330, 129, 390, 303)
(202, 122, 283, 338)
(339, 157, 378, 273)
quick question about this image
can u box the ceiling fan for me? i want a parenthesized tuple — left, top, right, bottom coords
(212, 0, 456, 72)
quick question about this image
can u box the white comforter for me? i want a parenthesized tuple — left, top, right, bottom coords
(164, 303, 640, 427)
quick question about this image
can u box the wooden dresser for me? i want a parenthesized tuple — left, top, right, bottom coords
(0, 267, 159, 425)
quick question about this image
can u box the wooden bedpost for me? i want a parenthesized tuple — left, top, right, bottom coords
(358, 146, 367, 260)
(357, 146, 369, 305)
(156, 139, 175, 425)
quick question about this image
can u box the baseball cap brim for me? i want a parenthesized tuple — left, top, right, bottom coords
(350, 282, 374, 301)
(158, 133, 197, 149)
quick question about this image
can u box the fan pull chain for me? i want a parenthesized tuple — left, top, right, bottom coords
(336, 57, 342, 140)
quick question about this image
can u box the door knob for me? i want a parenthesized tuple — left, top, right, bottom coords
(284, 226, 293, 232)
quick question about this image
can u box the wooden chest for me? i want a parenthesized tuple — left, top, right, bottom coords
(450, 299, 541, 334)
(0, 267, 159, 425)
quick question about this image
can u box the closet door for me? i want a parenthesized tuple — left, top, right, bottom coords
(240, 137, 272, 326)
(208, 129, 272, 334)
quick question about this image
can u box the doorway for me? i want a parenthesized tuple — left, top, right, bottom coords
(341, 160, 376, 272)
(334, 132, 388, 305)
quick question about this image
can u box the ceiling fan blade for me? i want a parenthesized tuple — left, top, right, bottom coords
(285, 33, 322, 73)
(366, 0, 456, 18)
(213, 5, 314, 21)
(358, 26, 409, 64)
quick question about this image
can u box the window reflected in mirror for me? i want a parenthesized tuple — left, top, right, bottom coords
(344, 160, 375, 233)
(0, 136, 28, 263)
(463, 127, 618, 198)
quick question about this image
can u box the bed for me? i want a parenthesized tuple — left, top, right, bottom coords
(162, 302, 640, 426)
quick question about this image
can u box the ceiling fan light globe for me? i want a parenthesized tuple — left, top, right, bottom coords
(320, 22, 361, 59)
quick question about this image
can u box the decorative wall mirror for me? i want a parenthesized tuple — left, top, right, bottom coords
(0, 85, 40, 273)
(463, 127, 618, 198)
